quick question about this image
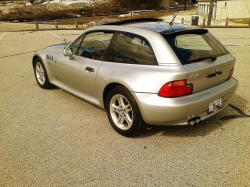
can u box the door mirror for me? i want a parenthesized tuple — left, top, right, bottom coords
(64, 47, 74, 60)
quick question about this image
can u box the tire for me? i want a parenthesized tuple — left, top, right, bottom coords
(106, 87, 145, 137)
(33, 58, 53, 89)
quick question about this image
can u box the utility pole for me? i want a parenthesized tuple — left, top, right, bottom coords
(184, 0, 187, 11)
(207, 0, 215, 26)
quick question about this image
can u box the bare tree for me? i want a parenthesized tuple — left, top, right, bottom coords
(207, 0, 215, 26)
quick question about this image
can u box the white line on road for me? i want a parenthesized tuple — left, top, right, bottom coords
(233, 28, 250, 32)
(212, 31, 250, 38)
(46, 30, 62, 39)
(0, 32, 6, 41)
(222, 41, 250, 48)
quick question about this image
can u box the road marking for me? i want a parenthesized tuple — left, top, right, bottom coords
(234, 28, 250, 32)
(221, 41, 250, 48)
(0, 46, 49, 59)
(0, 51, 37, 58)
(212, 31, 250, 38)
(0, 32, 6, 41)
(46, 30, 62, 39)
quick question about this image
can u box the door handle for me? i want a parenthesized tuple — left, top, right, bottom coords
(85, 67, 94, 73)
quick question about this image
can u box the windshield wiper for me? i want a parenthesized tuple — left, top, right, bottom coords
(188, 57, 217, 63)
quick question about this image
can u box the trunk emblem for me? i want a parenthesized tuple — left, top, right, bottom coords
(189, 73, 199, 79)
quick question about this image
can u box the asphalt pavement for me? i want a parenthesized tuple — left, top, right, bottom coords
(0, 28, 250, 186)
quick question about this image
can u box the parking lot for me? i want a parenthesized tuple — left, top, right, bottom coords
(0, 28, 250, 186)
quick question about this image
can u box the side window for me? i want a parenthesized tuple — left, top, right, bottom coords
(70, 35, 84, 55)
(78, 32, 114, 60)
(110, 33, 157, 65)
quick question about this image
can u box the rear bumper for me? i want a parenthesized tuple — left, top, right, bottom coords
(132, 78, 238, 125)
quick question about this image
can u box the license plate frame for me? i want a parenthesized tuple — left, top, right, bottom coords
(207, 97, 223, 114)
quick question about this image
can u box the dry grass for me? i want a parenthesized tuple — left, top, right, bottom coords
(229, 18, 250, 25)
(0, 0, 170, 21)
(0, 1, 126, 21)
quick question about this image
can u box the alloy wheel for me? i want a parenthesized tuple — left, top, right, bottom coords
(109, 94, 133, 130)
(35, 62, 45, 85)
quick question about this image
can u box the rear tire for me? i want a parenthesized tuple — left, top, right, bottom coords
(33, 58, 53, 89)
(106, 87, 145, 137)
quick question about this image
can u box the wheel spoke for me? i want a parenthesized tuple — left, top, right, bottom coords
(117, 96, 123, 107)
(126, 107, 132, 113)
(117, 115, 122, 124)
(36, 67, 40, 75)
(125, 114, 132, 126)
(111, 104, 119, 114)
(120, 97, 126, 107)
(40, 72, 44, 78)
(124, 103, 130, 109)
(118, 96, 127, 107)
(120, 116, 125, 125)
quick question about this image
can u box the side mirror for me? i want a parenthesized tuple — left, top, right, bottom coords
(64, 47, 74, 60)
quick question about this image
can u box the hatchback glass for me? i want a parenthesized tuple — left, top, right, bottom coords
(163, 30, 228, 65)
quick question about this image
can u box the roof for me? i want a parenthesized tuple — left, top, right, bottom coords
(103, 18, 204, 35)
(127, 22, 202, 34)
(103, 18, 164, 25)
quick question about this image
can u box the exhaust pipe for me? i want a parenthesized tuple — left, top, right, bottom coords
(189, 120, 197, 127)
(188, 117, 201, 127)
(196, 118, 201, 125)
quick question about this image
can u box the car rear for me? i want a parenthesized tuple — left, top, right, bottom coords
(162, 29, 235, 93)
(131, 27, 238, 126)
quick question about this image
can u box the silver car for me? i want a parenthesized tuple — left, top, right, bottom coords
(33, 18, 238, 136)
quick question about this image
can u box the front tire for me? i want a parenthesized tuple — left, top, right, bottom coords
(33, 58, 53, 89)
(106, 87, 145, 137)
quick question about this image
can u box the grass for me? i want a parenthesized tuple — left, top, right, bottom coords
(0, 2, 127, 21)
(229, 18, 250, 25)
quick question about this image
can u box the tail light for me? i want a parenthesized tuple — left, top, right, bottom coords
(228, 67, 234, 80)
(158, 80, 193, 98)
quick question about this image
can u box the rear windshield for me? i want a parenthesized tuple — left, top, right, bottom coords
(163, 30, 228, 65)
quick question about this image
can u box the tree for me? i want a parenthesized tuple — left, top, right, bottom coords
(207, 0, 215, 26)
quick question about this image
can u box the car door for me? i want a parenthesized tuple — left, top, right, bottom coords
(55, 31, 114, 98)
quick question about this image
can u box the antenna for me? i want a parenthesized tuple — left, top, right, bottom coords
(169, 11, 179, 26)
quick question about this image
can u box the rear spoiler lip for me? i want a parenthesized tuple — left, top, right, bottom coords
(160, 29, 208, 37)
(102, 18, 164, 25)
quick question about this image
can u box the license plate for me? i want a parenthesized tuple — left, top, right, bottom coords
(207, 97, 223, 114)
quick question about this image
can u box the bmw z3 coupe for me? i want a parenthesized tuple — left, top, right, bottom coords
(33, 18, 238, 136)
